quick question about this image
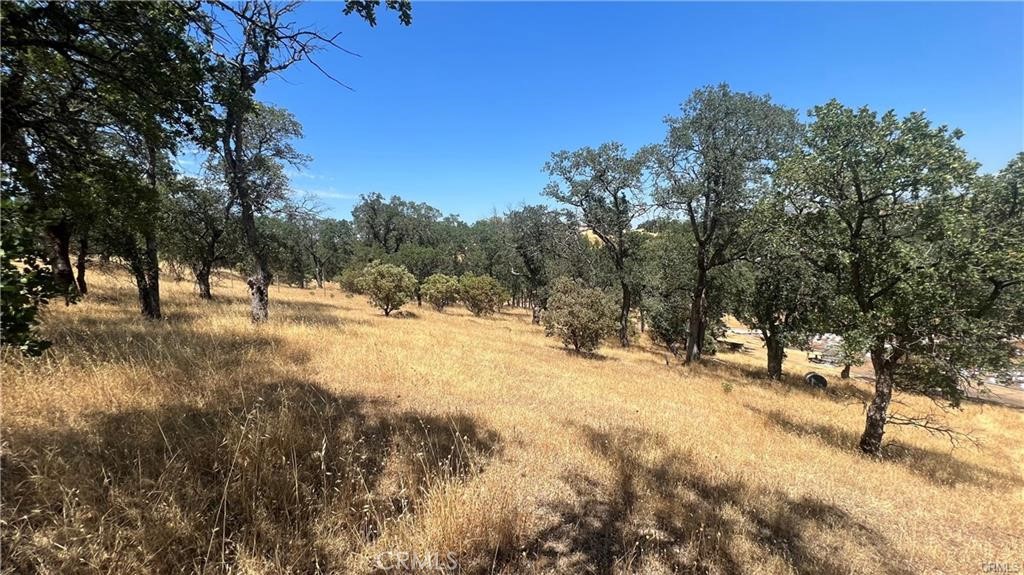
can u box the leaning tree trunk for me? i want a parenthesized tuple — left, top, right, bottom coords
(685, 264, 708, 364)
(224, 101, 271, 324)
(75, 234, 88, 295)
(133, 145, 162, 319)
(618, 279, 632, 347)
(766, 331, 785, 380)
(194, 262, 213, 300)
(126, 233, 161, 319)
(859, 347, 898, 455)
(45, 220, 76, 302)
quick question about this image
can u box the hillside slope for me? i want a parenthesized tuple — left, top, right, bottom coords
(3, 270, 1022, 574)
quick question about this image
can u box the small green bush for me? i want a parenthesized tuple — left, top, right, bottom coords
(645, 293, 690, 356)
(542, 277, 618, 353)
(459, 274, 507, 317)
(421, 273, 461, 311)
(337, 266, 366, 294)
(357, 262, 418, 316)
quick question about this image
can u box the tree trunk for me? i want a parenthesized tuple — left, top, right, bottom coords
(531, 304, 542, 325)
(685, 265, 708, 364)
(46, 220, 76, 302)
(75, 234, 88, 295)
(125, 232, 161, 319)
(224, 97, 273, 324)
(134, 270, 160, 319)
(639, 307, 645, 333)
(841, 364, 851, 379)
(236, 179, 271, 322)
(194, 263, 213, 300)
(139, 231, 162, 319)
(247, 271, 270, 323)
(859, 347, 896, 455)
(134, 145, 162, 320)
(618, 279, 631, 347)
(766, 332, 784, 380)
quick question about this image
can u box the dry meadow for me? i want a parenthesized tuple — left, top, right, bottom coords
(2, 268, 1022, 574)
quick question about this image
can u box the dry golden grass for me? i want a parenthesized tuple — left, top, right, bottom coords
(3, 268, 1023, 574)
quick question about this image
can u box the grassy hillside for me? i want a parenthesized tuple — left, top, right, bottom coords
(3, 269, 1022, 574)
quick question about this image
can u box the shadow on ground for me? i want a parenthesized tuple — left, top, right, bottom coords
(750, 407, 1023, 489)
(710, 359, 875, 406)
(541, 344, 620, 362)
(521, 424, 916, 575)
(1, 381, 499, 573)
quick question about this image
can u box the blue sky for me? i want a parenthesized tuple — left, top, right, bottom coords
(247, 1, 1023, 222)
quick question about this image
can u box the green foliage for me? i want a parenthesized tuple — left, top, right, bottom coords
(343, 0, 413, 27)
(2, 1, 211, 318)
(776, 101, 1024, 456)
(0, 197, 61, 355)
(646, 293, 691, 356)
(731, 196, 833, 376)
(652, 83, 802, 362)
(338, 266, 366, 295)
(459, 274, 507, 317)
(357, 262, 417, 316)
(544, 142, 653, 346)
(421, 274, 460, 311)
(543, 277, 618, 353)
(636, 220, 696, 355)
(300, 217, 355, 288)
(390, 243, 445, 304)
(505, 206, 563, 302)
(463, 217, 515, 284)
(160, 176, 241, 282)
(352, 193, 443, 255)
(261, 213, 312, 288)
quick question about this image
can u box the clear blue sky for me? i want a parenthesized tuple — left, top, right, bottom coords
(253, 1, 1023, 222)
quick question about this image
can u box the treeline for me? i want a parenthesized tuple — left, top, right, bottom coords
(2, 2, 1022, 455)
(159, 188, 606, 314)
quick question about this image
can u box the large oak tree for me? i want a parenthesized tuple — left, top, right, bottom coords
(781, 102, 1022, 455)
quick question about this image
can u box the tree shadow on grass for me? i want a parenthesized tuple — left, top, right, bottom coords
(522, 424, 916, 575)
(750, 407, 1023, 489)
(273, 300, 369, 328)
(64, 284, 362, 329)
(1, 381, 500, 574)
(44, 314, 310, 376)
(545, 345, 620, 362)
(709, 358, 875, 406)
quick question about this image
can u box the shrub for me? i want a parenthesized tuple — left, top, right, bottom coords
(337, 266, 366, 294)
(543, 277, 618, 353)
(458, 274, 507, 317)
(357, 262, 418, 316)
(646, 293, 690, 356)
(421, 273, 460, 311)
